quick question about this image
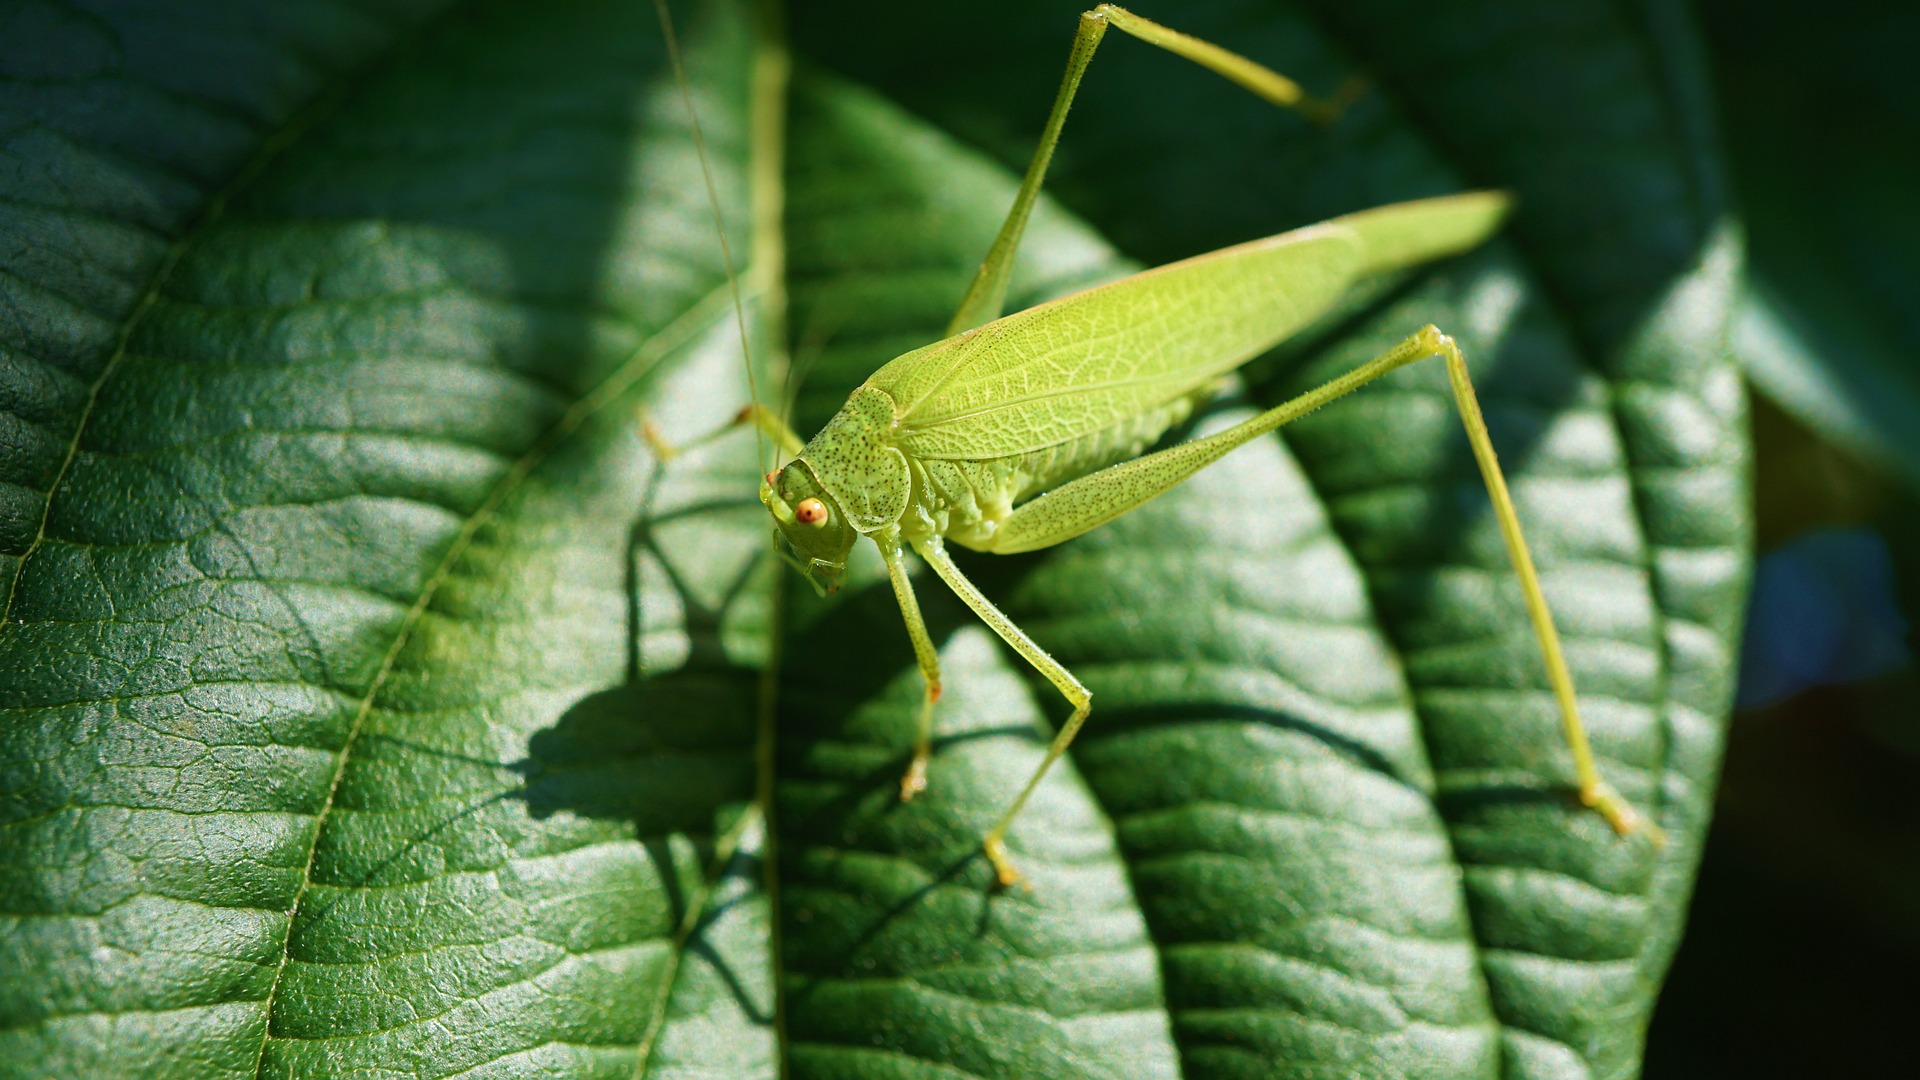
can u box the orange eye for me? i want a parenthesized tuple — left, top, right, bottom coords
(795, 497, 828, 525)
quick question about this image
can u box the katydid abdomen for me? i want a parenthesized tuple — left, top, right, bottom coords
(904, 389, 1203, 551)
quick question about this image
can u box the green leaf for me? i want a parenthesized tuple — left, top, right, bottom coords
(1, 1, 772, 1075)
(1697, 0, 1920, 491)
(0, 1, 1748, 1078)
(1699, 0, 1920, 493)
(1734, 284, 1920, 497)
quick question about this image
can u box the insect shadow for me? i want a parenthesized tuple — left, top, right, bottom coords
(526, 476, 770, 1019)
(301, 465, 774, 1023)
(769, 561, 1021, 959)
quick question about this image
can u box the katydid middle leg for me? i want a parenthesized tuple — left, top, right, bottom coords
(912, 535, 1093, 887)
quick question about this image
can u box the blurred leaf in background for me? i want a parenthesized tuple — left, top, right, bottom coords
(1715, 1, 1920, 498)
(0, 1, 1751, 1077)
(1645, 0, 1920, 1076)
(1735, 528, 1908, 711)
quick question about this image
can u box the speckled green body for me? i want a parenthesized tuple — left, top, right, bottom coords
(767, 195, 1511, 570)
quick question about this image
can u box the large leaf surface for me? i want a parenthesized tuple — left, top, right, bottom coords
(0, 1, 1748, 1077)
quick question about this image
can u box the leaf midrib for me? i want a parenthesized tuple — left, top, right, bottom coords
(237, 277, 738, 1075)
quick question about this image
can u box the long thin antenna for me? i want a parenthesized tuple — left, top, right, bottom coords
(654, 0, 768, 474)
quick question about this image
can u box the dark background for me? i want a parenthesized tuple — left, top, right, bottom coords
(1645, 0, 1920, 1073)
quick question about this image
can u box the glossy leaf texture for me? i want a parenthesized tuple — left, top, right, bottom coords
(0, 1, 1748, 1078)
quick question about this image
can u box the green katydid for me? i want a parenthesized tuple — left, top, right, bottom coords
(670, 2, 1665, 886)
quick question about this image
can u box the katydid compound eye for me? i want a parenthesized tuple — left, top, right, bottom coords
(795, 498, 828, 525)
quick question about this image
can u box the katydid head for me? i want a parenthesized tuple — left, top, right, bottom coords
(761, 461, 855, 596)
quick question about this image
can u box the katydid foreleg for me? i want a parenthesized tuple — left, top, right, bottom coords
(639, 403, 803, 463)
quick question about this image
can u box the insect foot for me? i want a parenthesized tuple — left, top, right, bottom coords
(898, 753, 929, 801)
(636, 409, 679, 461)
(1584, 782, 1669, 848)
(983, 835, 1023, 889)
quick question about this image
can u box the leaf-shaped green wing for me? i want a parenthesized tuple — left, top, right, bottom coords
(872, 227, 1360, 460)
(869, 192, 1507, 464)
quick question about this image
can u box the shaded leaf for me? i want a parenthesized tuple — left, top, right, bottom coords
(1701, 0, 1920, 493)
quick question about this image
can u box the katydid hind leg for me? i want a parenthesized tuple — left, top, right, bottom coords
(913, 537, 1092, 887)
(1431, 327, 1664, 845)
(986, 335, 1443, 555)
(949, 4, 1356, 336)
(981, 324, 1659, 845)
